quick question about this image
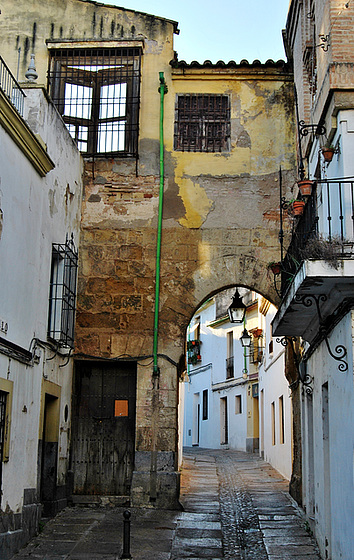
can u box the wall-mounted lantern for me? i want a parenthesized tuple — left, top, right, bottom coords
(240, 328, 252, 348)
(227, 289, 246, 324)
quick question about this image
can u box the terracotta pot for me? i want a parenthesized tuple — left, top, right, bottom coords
(291, 200, 305, 216)
(269, 262, 282, 275)
(298, 179, 313, 196)
(321, 147, 335, 163)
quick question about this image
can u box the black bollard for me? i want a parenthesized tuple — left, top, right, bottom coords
(121, 510, 132, 559)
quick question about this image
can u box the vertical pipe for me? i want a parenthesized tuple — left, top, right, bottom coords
(153, 72, 168, 375)
(279, 166, 284, 263)
(294, 86, 305, 180)
(150, 73, 167, 502)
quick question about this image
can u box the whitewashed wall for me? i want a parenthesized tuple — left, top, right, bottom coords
(0, 86, 82, 512)
(259, 305, 292, 480)
(301, 311, 354, 560)
(183, 295, 259, 452)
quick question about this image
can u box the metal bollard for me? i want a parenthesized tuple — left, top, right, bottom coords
(120, 510, 132, 559)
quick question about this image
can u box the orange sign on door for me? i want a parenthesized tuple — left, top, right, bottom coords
(114, 399, 128, 417)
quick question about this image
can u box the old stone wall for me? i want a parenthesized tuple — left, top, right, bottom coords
(76, 66, 296, 472)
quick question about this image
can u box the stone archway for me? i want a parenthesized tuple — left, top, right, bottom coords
(75, 161, 295, 508)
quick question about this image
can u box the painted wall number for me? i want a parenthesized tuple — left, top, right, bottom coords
(0, 320, 8, 334)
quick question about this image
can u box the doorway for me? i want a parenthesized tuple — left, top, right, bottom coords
(192, 393, 200, 446)
(40, 392, 60, 516)
(71, 361, 137, 495)
(220, 397, 228, 445)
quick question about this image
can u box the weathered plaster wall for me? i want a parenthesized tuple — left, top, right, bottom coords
(76, 66, 296, 466)
(0, 0, 177, 87)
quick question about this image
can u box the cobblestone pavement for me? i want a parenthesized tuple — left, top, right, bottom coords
(10, 507, 178, 560)
(10, 449, 323, 559)
(181, 448, 322, 560)
(171, 451, 223, 559)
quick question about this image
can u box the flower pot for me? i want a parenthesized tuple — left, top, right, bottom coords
(269, 262, 282, 275)
(298, 179, 313, 196)
(291, 200, 305, 216)
(321, 147, 335, 163)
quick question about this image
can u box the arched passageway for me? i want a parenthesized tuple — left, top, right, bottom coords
(180, 287, 292, 483)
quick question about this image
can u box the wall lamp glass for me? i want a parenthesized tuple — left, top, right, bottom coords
(240, 328, 252, 348)
(228, 289, 246, 324)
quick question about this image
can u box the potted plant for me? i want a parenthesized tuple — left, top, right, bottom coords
(268, 261, 282, 275)
(289, 199, 305, 216)
(297, 179, 314, 196)
(321, 145, 335, 163)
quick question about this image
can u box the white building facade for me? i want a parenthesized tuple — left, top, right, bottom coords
(0, 59, 82, 558)
(272, 2, 354, 558)
(183, 290, 293, 477)
(183, 293, 250, 451)
(258, 302, 292, 480)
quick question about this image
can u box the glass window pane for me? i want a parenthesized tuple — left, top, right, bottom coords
(64, 83, 92, 120)
(98, 121, 125, 153)
(78, 126, 88, 141)
(66, 123, 76, 139)
(78, 141, 87, 152)
(99, 83, 127, 119)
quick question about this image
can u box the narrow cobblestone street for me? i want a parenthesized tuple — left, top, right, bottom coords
(179, 448, 322, 559)
(10, 449, 322, 560)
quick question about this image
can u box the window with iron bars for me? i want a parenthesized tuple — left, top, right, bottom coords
(48, 238, 78, 348)
(174, 94, 230, 152)
(48, 48, 141, 157)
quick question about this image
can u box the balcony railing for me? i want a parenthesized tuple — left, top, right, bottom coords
(281, 179, 354, 296)
(226, 356, 234, 379)
(0, 55, 25, 116)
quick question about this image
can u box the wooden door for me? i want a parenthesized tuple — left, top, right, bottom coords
(71, 361, 136, 495)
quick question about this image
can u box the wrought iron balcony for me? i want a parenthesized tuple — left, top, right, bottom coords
(274, 178, 354, 351)
(281, 179, 354, 297)
(226, 356, 234, 379)
(0, 55, 25, 116)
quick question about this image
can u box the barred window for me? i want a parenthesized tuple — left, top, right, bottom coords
(48, 238, 78, 348)
(174, 94, 230, 152)
(48, 48, 141, 157)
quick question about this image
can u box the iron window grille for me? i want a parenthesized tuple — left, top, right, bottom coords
(174, 94, 230, 152)
(48, 237, 78, 348)
(48, 48, 141, 157)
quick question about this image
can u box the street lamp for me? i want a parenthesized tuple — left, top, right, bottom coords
(227, 289, 246, 324)
(240, 328, 252, 348)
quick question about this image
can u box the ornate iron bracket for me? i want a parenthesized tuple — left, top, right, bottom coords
(299, 120, 326, 137)
(318, 34, 330, 52)
(295, 294, 348, 372)
(276, 336, 313, 394)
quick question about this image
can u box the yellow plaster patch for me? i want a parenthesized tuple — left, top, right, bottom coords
(178, 178, 213, 229)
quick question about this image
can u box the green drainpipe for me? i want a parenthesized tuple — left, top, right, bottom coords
(153, 72, 168, 376)
(149, 72, 168, 502)
(243, 318, 248, 375)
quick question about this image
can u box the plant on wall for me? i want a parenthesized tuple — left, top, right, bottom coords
(299, 235, 344, 269)
(187, 340, 202, 365)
